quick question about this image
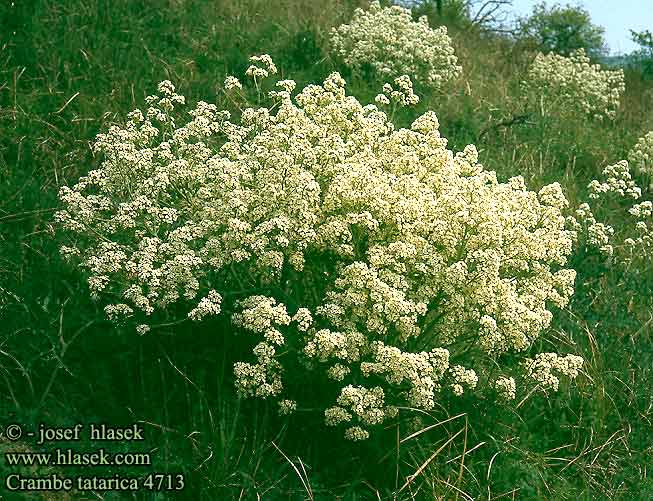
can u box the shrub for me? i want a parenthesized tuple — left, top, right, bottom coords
(630, 29, 653, 78)
(330, 1, 461, 89)
(522, 48, 625, 120)
(517, 2, 607, 58)
(57, 56, 583, 441)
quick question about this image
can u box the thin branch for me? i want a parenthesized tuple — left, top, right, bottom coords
(477, 113, 534, 140)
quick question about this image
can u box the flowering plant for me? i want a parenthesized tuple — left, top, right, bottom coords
(571, 159, 652, 264)
(330, 1, 461, 89)
(57, 57, 582, 440)
(628, 131, 653, 189)
(522, 49, 625, 120)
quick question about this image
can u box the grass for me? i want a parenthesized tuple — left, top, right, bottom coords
(1, 0, 652, 499)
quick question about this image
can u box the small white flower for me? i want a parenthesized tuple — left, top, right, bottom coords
(224, 75, 242, 90)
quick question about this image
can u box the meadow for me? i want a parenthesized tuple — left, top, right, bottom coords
(1, 0, 652, 499)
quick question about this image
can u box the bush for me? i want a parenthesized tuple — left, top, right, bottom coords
(57, 56, 584, 441)
(517, 2, 607, 58)
(522, 49, 625, 120)
(630, 29, 653, 78)
(330, 1, 461, 89)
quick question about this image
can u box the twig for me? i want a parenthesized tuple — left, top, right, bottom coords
(399, 427, 465, 493)
(478, 113, 534, 140)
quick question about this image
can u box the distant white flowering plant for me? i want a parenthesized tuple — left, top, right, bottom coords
(330, 1, 461, 89)
(571, 160, 653, 264)
(58, 56, 583, 440)
(628, 131, 653, 188)
(522, 49, 625, 120)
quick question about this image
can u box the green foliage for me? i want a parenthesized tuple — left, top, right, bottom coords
(414, 0, 471, 26)
(630, 29, 653, 78)
(517, 2, 608, 58)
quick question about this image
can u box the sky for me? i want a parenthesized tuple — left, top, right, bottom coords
(507, 1, 653, 55)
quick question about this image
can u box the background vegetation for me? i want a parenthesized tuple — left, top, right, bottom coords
(1, 0, 652, 499)
(515, 2, 607, 58)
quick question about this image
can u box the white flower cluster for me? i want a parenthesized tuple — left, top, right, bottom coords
(188, 290, 222, 321)
(233, 341, 283, 398)
(330, 1, 461, 89)
(571, 160, 653, 262)
(58, 56, 582, 440)
(572, 203, 615, 257)
(375, 75, 419, 108)
(628, 131, 653, 187)
(325, 385, 397, 440)
(629, 201, 653, 219)
(232, 295, 291, 337)
(224, 75, 242, 91)
(523, 49, 625, 120)
(448, 365, 478, 396)
(523, 353, 584, 392)
(245, 54, 277, 79)
(588, 160, 641, 200)
(494, 376, 516, 401)
(361, 341, 450, 409)
(278, 399, 297, 415)
(625, 201, 653, 255)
